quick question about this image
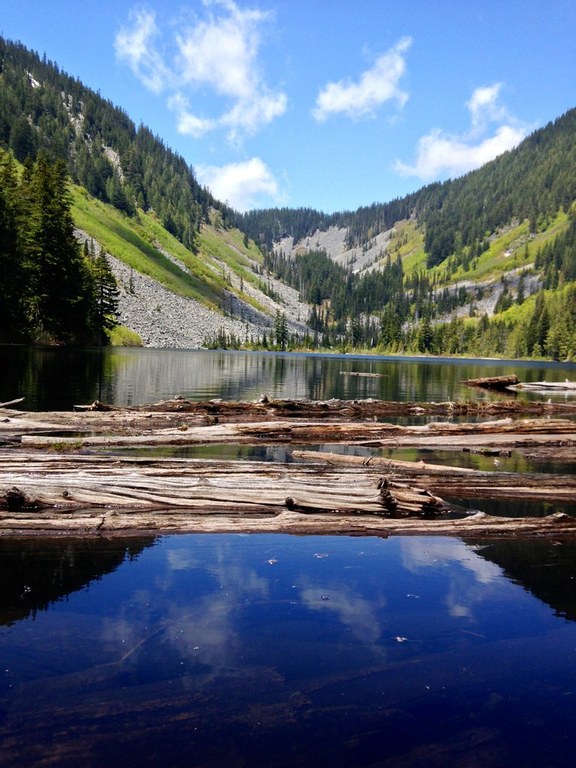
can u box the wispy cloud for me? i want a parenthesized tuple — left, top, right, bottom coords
(114, 8, 174, 94)
(196, 157, 282, 212)
(312, 37, 412, 122)
(395, 83, 529, 180)
(115, 0, 286, 141)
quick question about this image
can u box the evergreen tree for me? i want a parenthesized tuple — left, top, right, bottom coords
(88, 245, 120, 344)
(0, 150, 28, 339)
(23, 154, 93, 342)
(274, 310, 288, 350)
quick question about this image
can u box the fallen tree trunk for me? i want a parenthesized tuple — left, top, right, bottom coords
(0, 397, 24, 409)
(12, 415, 576, 450)
(2, 399, 576, 538)
(1, 452, 575, 538)
(0, 455, 445, 519)
(292, 450, 576, 502)
(461, 374, 519, 390)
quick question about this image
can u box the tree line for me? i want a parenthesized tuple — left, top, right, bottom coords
(0, 148, 118, 344)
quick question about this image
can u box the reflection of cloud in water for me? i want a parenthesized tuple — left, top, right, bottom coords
(102, 540, 273, 679)
(400, 538, 502, 584)
(400, 538, 505, 620)
(300, 584, 384, 644)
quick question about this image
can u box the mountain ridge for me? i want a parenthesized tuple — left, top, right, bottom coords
(1, 35, 576, 359)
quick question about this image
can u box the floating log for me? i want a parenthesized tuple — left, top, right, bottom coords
(292, 450, 477, 474)
(2, 399, 576, 538)
(339, 371, 383, 378)
(0, 455, 446, 523)
(508, 380, 576, 393)
(0, 397, 24, 408)
(461, 374, 519, 390)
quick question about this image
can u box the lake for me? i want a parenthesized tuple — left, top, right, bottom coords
(2, 347, 576, 765)
(2, 345, 576, 410)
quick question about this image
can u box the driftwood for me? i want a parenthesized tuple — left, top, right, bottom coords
(340, 371, 384, 378)
(291, 450, 576, 502)
(1, 453, 575, 538)
(1, 397, 576, 537)
(0, 453, 445, 518)
(461, 374, 519, 390)
(11, 418, 576, 457)
(509, 380, 576, 393)
(0, 397, 24, 409)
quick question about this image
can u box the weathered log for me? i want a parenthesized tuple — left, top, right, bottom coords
(0, 454, 444, 519)
(0, 397, 24, 408)
(509, 380, 576, 393)
(292, 450, 477, 474)
(461, 374, 519, 390)
(292, 449, 576, 502)
(2, 399, 576, 538)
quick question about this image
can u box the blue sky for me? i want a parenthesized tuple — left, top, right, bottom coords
(2, 0, 575, 213)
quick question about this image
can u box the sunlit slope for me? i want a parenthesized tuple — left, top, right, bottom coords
(71, 184, 268, 315)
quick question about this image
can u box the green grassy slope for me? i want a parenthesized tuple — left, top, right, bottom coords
(71, 184, 267, 315)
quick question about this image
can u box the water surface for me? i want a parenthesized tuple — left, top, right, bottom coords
(1, 533, 576, 767)
(3, 346, 576, 410)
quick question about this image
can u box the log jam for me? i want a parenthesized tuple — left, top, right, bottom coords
(1, 397, 576, 538)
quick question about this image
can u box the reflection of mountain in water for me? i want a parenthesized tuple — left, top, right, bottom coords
(0, 536, 157, 626)
(470, 539, 576, 621)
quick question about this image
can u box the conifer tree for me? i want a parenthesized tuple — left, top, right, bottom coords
(23, 154, 93, 342)
(0, 150, 28, 339)
(88, 246, 120, 344)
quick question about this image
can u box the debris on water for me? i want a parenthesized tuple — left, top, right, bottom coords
(314, 553, 329, 559)
(321, 595, 330, 601)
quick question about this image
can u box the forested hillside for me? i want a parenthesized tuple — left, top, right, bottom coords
(0, 36, 303, 347)
(0, 37, 237, 246)
(241, 108, 576, 360)
(1, 33, 576, 360)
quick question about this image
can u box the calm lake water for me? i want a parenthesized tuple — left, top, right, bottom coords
(2, 533, 576, 767)
(2, 345, 576, 410)
(2, 347, 576, 765)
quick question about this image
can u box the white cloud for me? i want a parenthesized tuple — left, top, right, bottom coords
(196, 157, 281, 211)
(395, 83, 529, 180)
(168, 93, 216, 138)
(115, 1, 286, 140)
(313, 37, 412, 122)
(114, 8, 174, 94)
(466, 83, 508, 133)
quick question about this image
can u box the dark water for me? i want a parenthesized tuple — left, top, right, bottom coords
(2, 345, 576, 410)
(2, 533, 576, 767)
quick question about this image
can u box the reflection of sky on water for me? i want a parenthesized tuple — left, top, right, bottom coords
(401, 537, 504, 619)
(2, 534, 576, 766)
(72, 534, 567, 677)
